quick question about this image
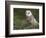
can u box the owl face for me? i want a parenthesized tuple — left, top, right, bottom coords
(25, 10, 32, 16)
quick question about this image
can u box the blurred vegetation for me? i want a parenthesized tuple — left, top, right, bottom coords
(13, 8, 39, 30)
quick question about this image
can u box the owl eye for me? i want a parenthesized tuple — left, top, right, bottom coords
(28, 12, 30, 14)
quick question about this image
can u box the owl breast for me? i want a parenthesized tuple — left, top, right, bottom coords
(26, 15, 34, 24)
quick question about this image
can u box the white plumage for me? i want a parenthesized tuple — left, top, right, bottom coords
(25, 10, 39, 28)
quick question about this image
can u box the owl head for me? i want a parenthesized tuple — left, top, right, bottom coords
(25, 10, 32, 16)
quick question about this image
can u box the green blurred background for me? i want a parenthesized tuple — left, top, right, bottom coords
(13, 8, 39, 30)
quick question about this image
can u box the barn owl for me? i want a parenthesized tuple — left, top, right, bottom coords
(25, 10, 39, 28)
